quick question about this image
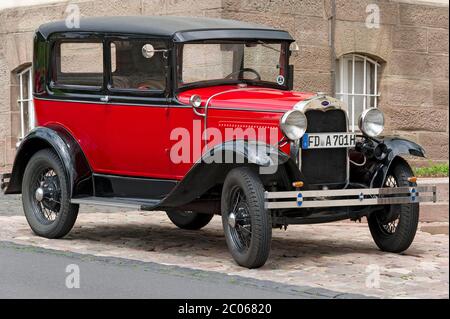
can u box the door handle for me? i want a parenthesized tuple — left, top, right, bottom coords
(100, 95, 109, 103)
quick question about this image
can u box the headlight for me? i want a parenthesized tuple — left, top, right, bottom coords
(280, 110, 307, 140)
(359, 108, 385, 137)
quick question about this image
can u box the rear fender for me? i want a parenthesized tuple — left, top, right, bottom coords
(5, 126, 92, 197)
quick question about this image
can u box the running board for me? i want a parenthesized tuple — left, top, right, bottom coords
(71, 197, 161, 210)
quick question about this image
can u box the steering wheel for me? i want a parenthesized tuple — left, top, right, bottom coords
(225, 68, 261, 81)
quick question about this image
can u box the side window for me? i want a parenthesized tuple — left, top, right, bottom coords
(53, 41, 103, 88)
(110, 40, 167, 91)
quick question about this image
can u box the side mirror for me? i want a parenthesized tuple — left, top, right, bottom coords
(142, 44, 170, 59)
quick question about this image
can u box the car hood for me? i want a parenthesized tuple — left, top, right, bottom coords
(177, 85, 315, 112)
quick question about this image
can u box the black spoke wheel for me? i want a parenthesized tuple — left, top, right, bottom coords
(376, 175, 401, 235)
(227, 187, 253, 252)
(32, 168, 61, 224)
(22, 149, 79, 238)
(368, 161, 419, 253)
(221, 167, 271, 268)
(166, 210, 214, 230)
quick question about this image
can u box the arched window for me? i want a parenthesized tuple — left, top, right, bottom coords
(336, 54, 381, 131)
(16, 66, 35, 140)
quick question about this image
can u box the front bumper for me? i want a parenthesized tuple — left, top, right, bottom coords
(265, 185, 437, 209)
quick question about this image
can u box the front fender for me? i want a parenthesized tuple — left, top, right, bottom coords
(370, 136, 426, 188)
(202, 140, 291, 167)
(157, 140, 300, 208)
(383, 137, 426, 159)
(5, 126, 92, 197)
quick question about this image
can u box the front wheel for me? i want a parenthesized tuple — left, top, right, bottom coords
(22, 149, 79, 238)
(368, 162, 419, 253)
(221, 167, 271, 268)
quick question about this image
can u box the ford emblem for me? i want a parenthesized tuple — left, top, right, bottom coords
(321, 101, 330, 107)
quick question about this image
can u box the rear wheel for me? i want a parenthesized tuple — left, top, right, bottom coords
(166, 210, 214, 230)
(22, 149, 79, 238)
(368, 162, 419, 253)
(221, 167, 271, 269)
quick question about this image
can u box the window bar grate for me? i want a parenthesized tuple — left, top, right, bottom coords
(336, 54, 380, 130)
(351, 54, 355, 132)
(17, 67, 34, 140)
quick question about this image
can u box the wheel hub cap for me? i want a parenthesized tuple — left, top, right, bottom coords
(228, 212, 237, 228)
(35, 187, 44, 202)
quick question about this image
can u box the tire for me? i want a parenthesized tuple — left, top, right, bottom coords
(368, 161, 419, 253)
(22, 149, 79, 239)
(166, 210, 214, 230)
(221, 167, 271, 268)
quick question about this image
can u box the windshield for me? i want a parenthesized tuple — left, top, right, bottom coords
(177, 41, 289, 89)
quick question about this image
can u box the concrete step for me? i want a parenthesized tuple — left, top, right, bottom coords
(420, 203, 448, 222)
(418, 177, 448, 201)
(420, 222, 449, 235)
(418, 178, 448, 222)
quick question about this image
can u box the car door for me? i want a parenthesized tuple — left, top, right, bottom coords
(40, 36, 173, 181)
(96, 38, 172, 179)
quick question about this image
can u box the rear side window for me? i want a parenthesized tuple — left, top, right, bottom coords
(53, 42, 103, 88)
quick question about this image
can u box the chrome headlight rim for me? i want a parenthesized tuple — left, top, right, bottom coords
(280, 110, 308, 141)
(359, 108, 385, 137)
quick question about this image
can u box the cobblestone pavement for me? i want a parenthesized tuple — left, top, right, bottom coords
(0, 200, 448, 298)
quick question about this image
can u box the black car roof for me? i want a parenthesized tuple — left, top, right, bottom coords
(37, 16, 294, 42)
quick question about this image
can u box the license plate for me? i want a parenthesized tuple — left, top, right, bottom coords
(302, 133, 356, 149)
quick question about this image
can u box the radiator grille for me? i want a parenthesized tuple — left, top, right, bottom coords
(301, 109, 348, 187)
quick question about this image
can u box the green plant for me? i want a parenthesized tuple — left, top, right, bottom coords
(413, 162, 449, 178)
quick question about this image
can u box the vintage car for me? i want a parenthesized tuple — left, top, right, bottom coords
(0, 16, 437, 268)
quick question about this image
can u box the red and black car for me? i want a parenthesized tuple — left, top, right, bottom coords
(1, 16, 437, 268)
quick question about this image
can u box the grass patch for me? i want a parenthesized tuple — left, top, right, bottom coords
(414, 162, 449, 178)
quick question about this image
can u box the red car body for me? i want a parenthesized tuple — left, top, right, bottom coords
(35, 86, 312, 180)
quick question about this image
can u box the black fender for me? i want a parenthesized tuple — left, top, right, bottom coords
(370, 136, 426, 188)
(156, 140, 301, 208)
(5, 125, 92, 197)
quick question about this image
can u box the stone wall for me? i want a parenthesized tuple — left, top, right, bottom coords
(378, 1, 449, 163)
(0, 0, 448, 168)
(222, 0, 449, 164)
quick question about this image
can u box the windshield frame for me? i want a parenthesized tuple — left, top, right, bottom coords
(174, 40, 291, 93)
